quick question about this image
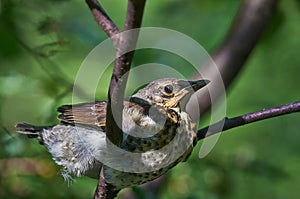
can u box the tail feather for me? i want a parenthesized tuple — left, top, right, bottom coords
(15, 123, 50, 141)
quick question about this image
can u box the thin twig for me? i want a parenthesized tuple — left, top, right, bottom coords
(85, 0, 120, 43)
(198, 101, 300, 140)
(119, 101, 300, 199)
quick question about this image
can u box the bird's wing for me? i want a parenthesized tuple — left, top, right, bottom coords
(57, 102, 107, 131)
(57, 100, 150, 132)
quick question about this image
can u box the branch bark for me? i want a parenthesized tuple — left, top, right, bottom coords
(85, 0, 120, 43)
(93, 168, 119, 199)
(106, 0, 146, 149)
(87, 1, 147, 198)
(198, 101, 300, 140)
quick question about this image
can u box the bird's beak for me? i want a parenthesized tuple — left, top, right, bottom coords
(186, 79, 210, 92)
(165, 79, 210, 108)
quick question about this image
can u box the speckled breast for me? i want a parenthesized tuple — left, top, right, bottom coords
(104, 109, 197, 190)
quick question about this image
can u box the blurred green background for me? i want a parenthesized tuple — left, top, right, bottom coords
(1, 0, 300, 198)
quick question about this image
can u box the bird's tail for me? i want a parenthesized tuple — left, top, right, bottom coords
(15, 123, 51, 143)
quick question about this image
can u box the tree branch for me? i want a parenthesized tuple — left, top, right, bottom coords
(194, 0, 279, 114)
(89, 1, 147, 198)
(85, 0, 120, 41)
(198, 101, 300, 140)
(93, 168, 119, 199)
(106, 0, 146, 149)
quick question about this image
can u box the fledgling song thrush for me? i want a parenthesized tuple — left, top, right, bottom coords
(16, 78, 209, 190)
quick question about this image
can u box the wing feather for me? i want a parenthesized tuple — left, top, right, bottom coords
(57, 100, 150, 132)
(57, 102, 107, 130)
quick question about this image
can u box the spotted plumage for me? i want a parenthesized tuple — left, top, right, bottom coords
(16, 78, 209, 191)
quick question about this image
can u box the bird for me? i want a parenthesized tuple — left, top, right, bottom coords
(16, 78, 209, 191)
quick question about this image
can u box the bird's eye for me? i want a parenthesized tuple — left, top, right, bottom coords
(164, 85, 173, 94)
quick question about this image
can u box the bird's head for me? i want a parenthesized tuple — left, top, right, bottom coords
(130, 78, 210, 109)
